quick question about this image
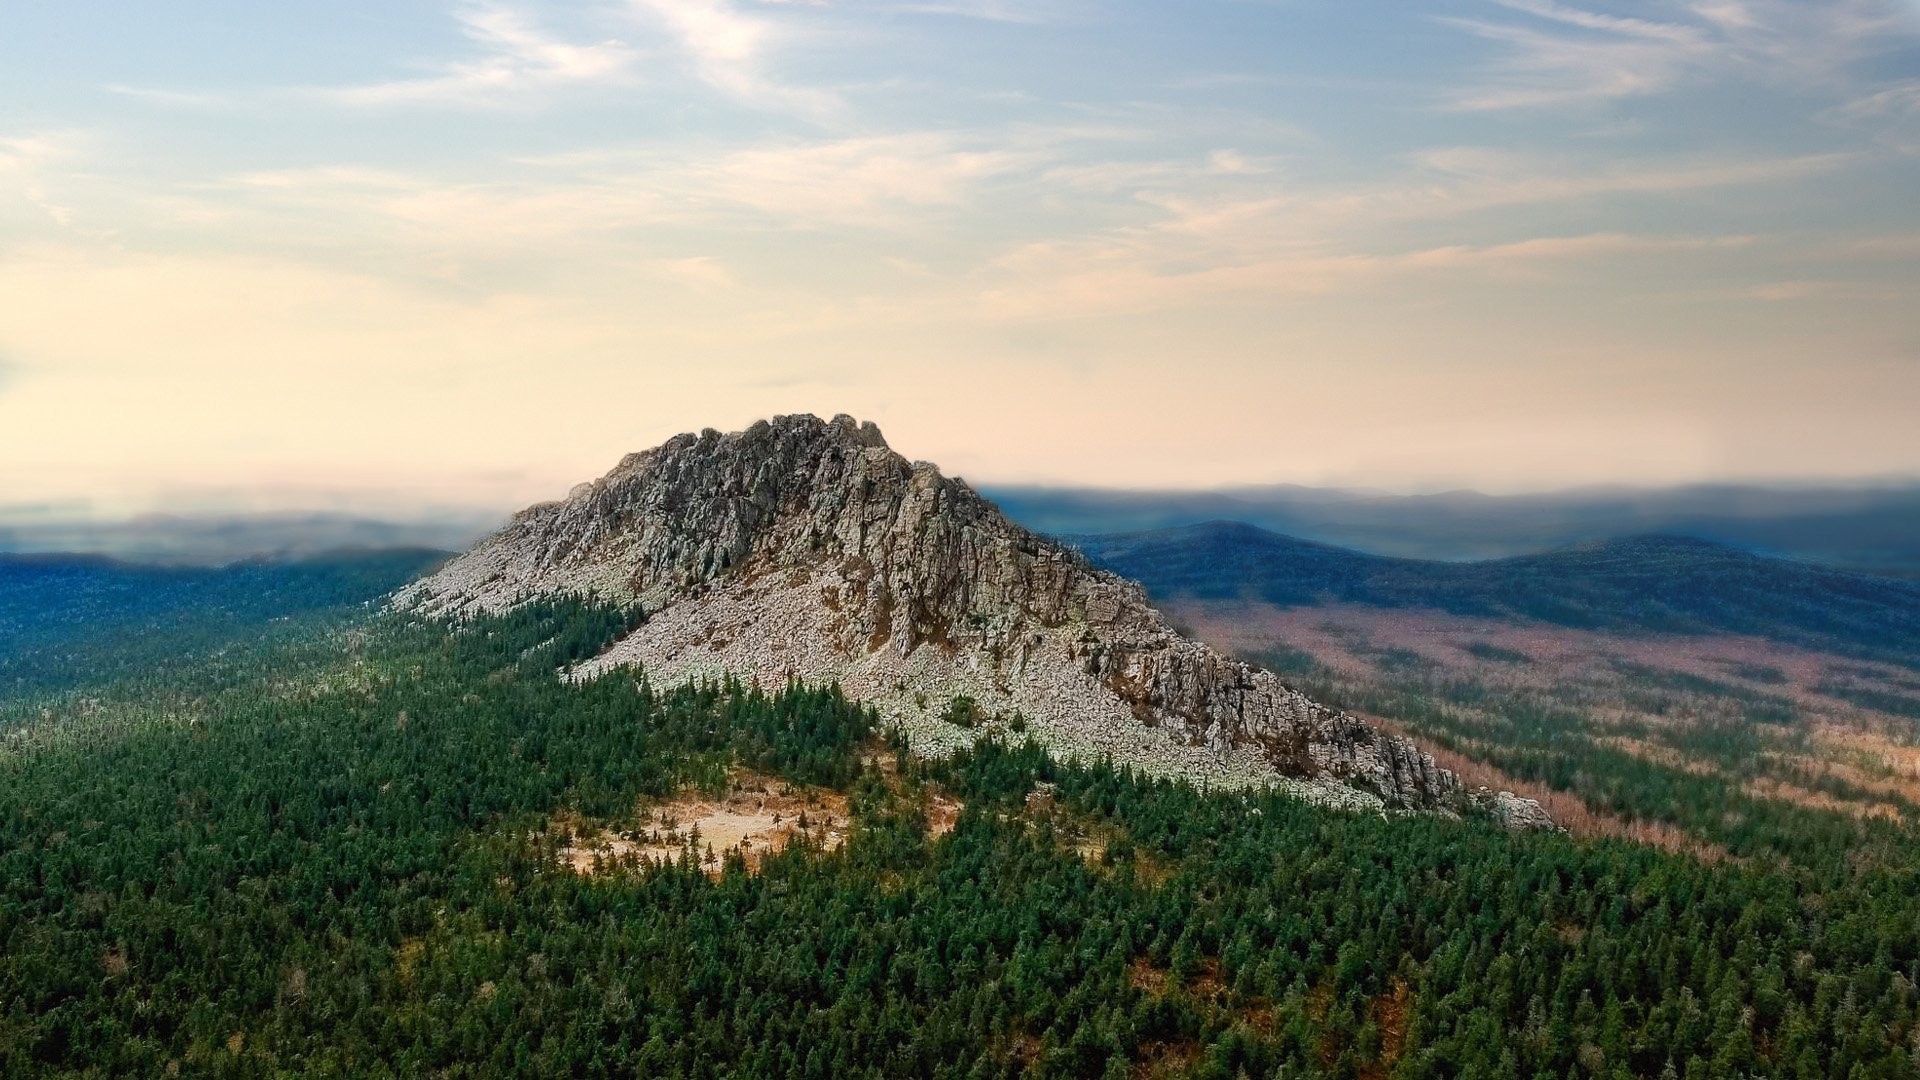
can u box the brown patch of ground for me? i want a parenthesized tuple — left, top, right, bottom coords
(1186, 957, 1229, 1001)
(861, 745, 967, 838)
(1360, 977, 1413, 1080)
(1129, 1038, 1202, 1080)
(1004, 1032, 1043, 1071)
(1124, 956, 1213, 1078)
(1601, 736, 1720, 776)
(1175, 598, 1914, 729)
(1128, 956, 1167, 995)
(1364, 714, 1731, 860)
(1022, 785, 1150, 872)
(924, 789, 964, 837)
(1743, 776, 1902, 821)
(1815, 729, 1920, 803)
(1168, 596, 1920, 829)
(555, 771, 849, 879)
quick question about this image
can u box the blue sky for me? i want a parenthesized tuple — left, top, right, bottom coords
(2, 0, 1917, 513)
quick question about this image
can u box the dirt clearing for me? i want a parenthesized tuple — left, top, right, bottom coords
(556, 772, 850, 878)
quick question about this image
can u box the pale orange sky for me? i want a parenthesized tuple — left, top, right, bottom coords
(2, 0, 1917, 516)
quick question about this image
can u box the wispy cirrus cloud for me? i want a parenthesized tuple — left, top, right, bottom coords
(1115, 147, 1853, 265)
(1834, 80, 1920, 119)
(1440, 1, 1713, 111)
(0, 132, 84, 227)
(195, 130, 1046, 264)
(319, 2, 636, 107)
(1828, 77, 1920, 153)
(975, 229, 1763, 320)
(967, 144, 1856, 320)
(889, 0, 1071, 22)
(623, 0, 840, 117)
(103, 84, 230, 109)
(1443, 0, 1914, 111)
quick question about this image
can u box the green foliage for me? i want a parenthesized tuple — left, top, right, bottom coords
(943, 694, 980, 728)
(0, 549, 446, 693)
(1462, 641, 1531, 664)
(5, 597, 1920, 1077)
(1277, 655, 1915, 870)
(1813, 680, 1920, 721)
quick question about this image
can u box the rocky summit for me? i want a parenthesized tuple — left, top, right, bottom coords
(401, 414, 1538, 819)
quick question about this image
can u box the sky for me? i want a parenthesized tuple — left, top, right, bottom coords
(2, 0, 1919, 518)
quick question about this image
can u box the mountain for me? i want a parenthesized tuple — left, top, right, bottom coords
(403, 414, 1493, 814)
(988, 481, 1920, 578)
(1073, 522, 1920, 663)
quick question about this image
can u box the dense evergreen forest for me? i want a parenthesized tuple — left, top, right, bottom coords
(6, 592, 1920, 1078)
(0, 549, 446, 693)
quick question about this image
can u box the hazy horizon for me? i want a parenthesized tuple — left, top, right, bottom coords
(9, 467, 1920, 577)
(3, 446, 1919, 529)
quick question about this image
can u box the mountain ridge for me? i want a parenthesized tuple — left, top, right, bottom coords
(989, 481, 1920, 577)
(402, 414, 1516, 817)
(1073, 521, 1920, 663)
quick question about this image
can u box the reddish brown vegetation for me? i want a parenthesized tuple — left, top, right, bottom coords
(1168, 595, 1920, 841)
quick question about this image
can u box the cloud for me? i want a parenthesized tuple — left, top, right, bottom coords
(664, 133, 1037, 217)
(0, 133, 83, 227)
(1442, 0, 1913, 111)
(975, 230, 1763, 320)
(320, 2, 636, 107)
(184, 130, 1046, 276)
(1827, 78, 1920, 152)
(960, 143, 1855, 322)
(1439, 4, 1713, 110)
(623, 0, 839, 116)
(1394, 147, 1855, 214)
(1104, 148, 1852, 271)
(1834, 80, 1920, 119)
(1492, 0, 1703, 44)
(889, 1, 1068, 22)
(0, 134, 71, 174)
(1039, 149, 1272, 193)
(102, 85, 231, 109)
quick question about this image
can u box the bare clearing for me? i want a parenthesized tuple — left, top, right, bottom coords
(555, 772, 851, 879)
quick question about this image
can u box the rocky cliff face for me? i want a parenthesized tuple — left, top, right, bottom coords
(402, 414, 1526, 817)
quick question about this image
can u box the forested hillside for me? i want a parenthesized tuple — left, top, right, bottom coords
(0, 549, 445, 693)
(6, 594, 1920, 1077)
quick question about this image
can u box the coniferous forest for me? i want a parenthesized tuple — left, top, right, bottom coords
(6, 583, 1920, 1078)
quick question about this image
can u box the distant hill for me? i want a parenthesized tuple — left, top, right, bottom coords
(1074, 522, 1920, 663)
(0, 548, 447, 691)
(990, 481, 1920, 579)
(0, 510, 500, 566)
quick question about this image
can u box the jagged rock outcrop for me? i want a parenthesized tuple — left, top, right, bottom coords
(400, 414, 1493, 814)
(1483, 790, 1558, 831)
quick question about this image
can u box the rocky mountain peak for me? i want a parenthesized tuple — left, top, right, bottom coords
(402, 414, 1539, 819)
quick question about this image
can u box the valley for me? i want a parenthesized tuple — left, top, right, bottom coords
(1080, 521, 1920, 866)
